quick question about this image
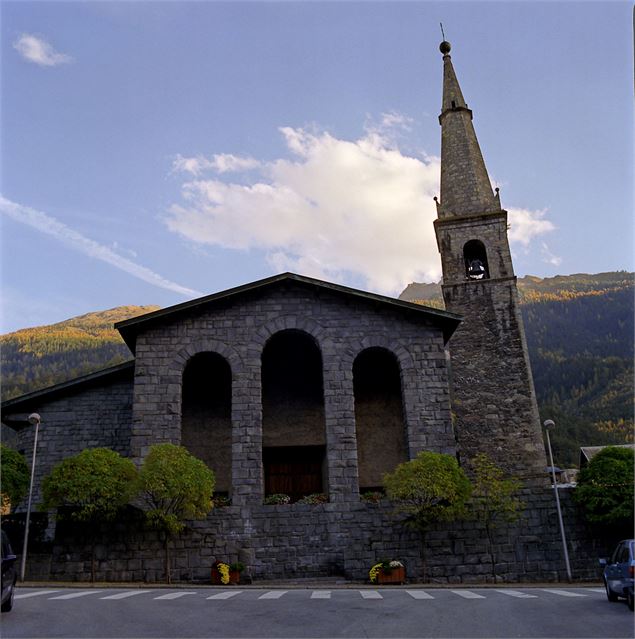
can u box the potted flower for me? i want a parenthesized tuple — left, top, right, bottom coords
(211, 561, 231, 585)
(369, 560, 405, 585)
(212, 560, 245, 585)
(229, 562, 245, 585)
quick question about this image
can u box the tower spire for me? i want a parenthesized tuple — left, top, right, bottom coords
(437, 41, 500, 217)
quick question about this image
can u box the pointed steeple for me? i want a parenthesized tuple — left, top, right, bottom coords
(437, 41, 500, 218)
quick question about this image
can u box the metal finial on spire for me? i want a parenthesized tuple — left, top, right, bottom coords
(439, 22, 451, 55)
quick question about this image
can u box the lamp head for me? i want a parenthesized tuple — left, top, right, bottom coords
(27, 413, 41, 425)
(543, 419, 555, 429)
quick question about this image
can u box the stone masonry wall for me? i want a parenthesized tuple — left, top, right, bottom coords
(129, 280, 457, 506)
(6, 375, 134, 508)
(38, 487, 614, 584)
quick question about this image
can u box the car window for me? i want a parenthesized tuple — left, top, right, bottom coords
(1, 531, 11, 559)
(611, 544, 623, 563)
(618, 544, 631, 563)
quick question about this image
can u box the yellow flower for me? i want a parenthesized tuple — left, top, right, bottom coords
(369, 563, 383, 583)
(217, 562, 230, 585)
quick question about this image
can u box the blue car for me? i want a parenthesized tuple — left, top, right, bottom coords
(1, 530, 17, 613)
(600, 539, 634, 611)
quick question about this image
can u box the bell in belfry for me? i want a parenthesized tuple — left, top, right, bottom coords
(467, 258, 486, 279)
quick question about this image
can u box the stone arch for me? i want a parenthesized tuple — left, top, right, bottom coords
(353, 346, 408, 489)
(260, 328, 327, 502)
(168, 340, 243, 495)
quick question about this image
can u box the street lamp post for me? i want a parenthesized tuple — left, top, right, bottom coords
(20, 412, 41, 582)
(543, 419, 572, 582)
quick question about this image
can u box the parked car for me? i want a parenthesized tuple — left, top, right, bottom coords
(1, 530, 17, 613)
(600, 539, 634, 611)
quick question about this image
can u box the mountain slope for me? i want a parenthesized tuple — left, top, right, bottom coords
(1, 306, 159, 400)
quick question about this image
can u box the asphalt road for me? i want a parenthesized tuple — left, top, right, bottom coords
(2, 586, 633, 638)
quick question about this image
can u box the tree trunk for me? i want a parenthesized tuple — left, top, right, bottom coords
(420, 530, 428, 583)
(164, 533, 171, 585)
(486, 521, 496, 582)
(91, 539, 96, 584)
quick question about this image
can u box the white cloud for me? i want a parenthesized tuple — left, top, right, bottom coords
(166, 122, 556, 295)
(507, 207, 556, 246)
(0, 196, 201, 298)
(13, 33, 73, 67)
(173, 153, 260, 176)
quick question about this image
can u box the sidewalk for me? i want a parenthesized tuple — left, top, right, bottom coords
(20, 577, 604, 590)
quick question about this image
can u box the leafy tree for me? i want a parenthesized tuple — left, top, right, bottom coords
(41, 448, 138, 582)
(383, 451, 472, 582)
(0, 444, 30, 511)
(469, 453, 524, 581)
(136, 444, 215, 584)
(573, 446, 634, 532)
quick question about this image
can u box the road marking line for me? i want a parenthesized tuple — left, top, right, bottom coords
(258, 591, 288, 599)
(360, 590, 382, 599)
(15, 590, 61, 599)
(451, 590, 485, 599)
(154, 592, 198, 600)
(541, 589, 588, 598)
(311, 590, 331, 599)
(495, 589, 538, 599)
(100, 590, 153, 600)
(206, 591, 243, 600)
(49, 591, 104, 600)
(406, 590, 434, 599)
(587, 588, 605, 593)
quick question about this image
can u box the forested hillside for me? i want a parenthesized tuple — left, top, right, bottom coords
(1, 306, 158, 400)
(2, 272, 633, 467)
(400, 272, 635, 466)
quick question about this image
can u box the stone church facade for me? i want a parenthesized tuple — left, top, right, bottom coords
(2, 42, 606, 583)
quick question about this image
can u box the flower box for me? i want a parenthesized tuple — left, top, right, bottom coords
(377, 566, 405, 585)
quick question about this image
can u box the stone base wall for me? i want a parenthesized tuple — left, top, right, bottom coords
(25, 488, 619, 584)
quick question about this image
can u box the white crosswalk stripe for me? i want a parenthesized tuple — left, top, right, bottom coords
(15, 590, 61, 599)
(258, 591, 288, 599)
(100, 590, 153, 600)
(541, 589, 588, 597)
(450, 590, 485, 599)
(360, 590, 382, 599)
(49, 591, 104, 600)
(496, 589, 538, 599)
(406, 590, 434, 599)
(206, 591, 243, 600)
(311, 590, 331, 599)
(154, 592, 198, 600)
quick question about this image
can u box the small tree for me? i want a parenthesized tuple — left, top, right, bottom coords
(41, 448, 138, 582)
(136, 444, 215, 584)
(574, 446, 634, 532)
(0, 444, 30, 512)
(383, 451, 472, 582)
(469, 453, 523, 581)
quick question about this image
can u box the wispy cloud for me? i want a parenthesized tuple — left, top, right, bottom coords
(166, 119, 557, 294)
(173, 153, 260, 176)
(0, 196, 201, 297)
(13, 33, 73, 67)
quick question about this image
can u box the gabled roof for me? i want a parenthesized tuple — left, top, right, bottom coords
(1, 361, 134, 429)
(115, 272, 462, 352)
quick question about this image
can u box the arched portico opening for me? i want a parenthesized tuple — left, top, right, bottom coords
(181, 352, 232, 494)
(353, 347, 407, 490)
(261, 329, 326, 502)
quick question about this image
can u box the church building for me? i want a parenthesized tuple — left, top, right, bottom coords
(3, 41, 563, 583)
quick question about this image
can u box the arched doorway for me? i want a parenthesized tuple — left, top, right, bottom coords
(353, 347, 407, 490)
(181, 352, 232, 494)
(261, 330, 326, 502)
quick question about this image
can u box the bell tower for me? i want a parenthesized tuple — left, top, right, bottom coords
(433, 40, 547, 481)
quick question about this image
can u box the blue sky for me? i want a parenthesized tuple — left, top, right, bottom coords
(1, 1, 632, 334)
